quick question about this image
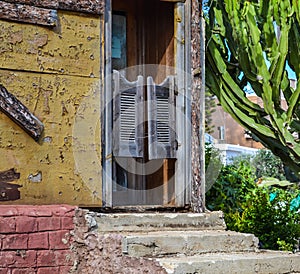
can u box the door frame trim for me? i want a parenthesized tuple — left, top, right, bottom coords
(102, 0, 191, 207)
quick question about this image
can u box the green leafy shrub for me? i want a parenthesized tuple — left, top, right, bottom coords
(231, 149, 299, 182)
(205, 142, 221, 170)
(206, 145, 300, 251)
(205, 143, 223, 193)
(227, 186, 300, 251)
(252, 150, 287, 181)
(206, 162, 256, 213)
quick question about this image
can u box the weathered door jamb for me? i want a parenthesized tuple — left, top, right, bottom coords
(103, 0, 113, 207)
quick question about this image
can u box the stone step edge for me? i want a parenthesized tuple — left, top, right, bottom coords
(92, 211, 226, 232)
(154, 250, 299, 262)
(155, 251, 300, 274)
(122, 230, 259, 257)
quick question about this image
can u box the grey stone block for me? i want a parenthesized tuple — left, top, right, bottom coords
(95, 211, 226, 232)
(156, 251, 300, 274)
(122, 230, 259, 257)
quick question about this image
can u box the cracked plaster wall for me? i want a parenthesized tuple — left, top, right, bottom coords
(0, 11, 103, 205)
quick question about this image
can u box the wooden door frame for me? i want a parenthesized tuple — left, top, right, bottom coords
(102, 0, 191, 207)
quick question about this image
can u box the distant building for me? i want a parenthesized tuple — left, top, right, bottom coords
(210, 96, 264, 149)
(205, 133, 214, 144)
(210, 80, 296, 149)
(214, 143, 258, 165)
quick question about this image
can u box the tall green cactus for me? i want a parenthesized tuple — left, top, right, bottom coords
(206, 0, 300, 176)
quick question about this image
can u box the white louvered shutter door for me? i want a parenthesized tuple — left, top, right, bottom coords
(113, 70, 144, 158)
(147, 76, 177, 160)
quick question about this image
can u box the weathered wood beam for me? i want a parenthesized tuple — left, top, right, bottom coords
(2, 0, 104, 15)
(190, 0, 205, 212)
(0, 168, 20, 183)
(160, 0, 185, 2)
(0, 1, 57, 26)
(0, 85, 44, 141)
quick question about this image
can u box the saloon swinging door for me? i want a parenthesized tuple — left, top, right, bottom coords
(103, 0, 191, 207)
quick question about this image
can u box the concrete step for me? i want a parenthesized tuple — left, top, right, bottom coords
(94, 211, 226, 232)
(156, 251, 300, 274)
(122, 230, 259, 257)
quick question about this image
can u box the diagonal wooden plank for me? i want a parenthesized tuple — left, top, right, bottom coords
(0, 1, 57, 26)
(0, 85, 44, 141)
(2, 0, 104, 15)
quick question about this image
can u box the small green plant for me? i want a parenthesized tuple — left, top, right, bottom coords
(277, 239, 294, 251)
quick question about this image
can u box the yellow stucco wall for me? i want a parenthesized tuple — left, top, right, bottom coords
(0, 11, 103, 205)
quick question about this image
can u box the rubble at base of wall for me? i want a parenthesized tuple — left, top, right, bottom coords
(0, 206, 170, 273)
(71, 209, 167, 274)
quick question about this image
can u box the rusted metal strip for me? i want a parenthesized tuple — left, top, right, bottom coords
(0, 85, 44, 141)
(2, 0, 104, 15)
(0, 182, 22, 201)
(0, 168, 21, 201)
(0, 1, 57, 26)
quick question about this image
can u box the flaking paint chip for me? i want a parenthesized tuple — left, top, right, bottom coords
(28, 171, 42, 183)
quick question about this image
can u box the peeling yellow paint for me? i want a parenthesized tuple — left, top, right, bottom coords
(0, 11, 101, 77)
(0, 11, 103, 206)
